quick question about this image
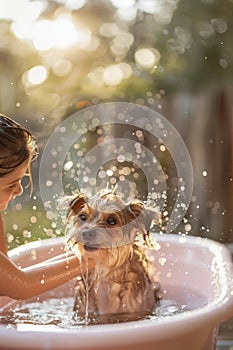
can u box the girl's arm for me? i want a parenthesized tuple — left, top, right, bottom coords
(0, 251, 91, 300)
(0, 213, 7, 255)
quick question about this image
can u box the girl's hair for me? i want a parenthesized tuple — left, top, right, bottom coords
(0, 114, 38, 178)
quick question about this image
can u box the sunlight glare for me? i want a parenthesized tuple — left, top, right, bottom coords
(32, 17, 90, 50)
(111, 0, 135, 9)
(0, 0, 45, 21)
(116, 6, 137, 21)
(138, 0, 162, 14)
(49, 17, 81, 48)
(12, 13, 91, 51)
(53, 0, 86, 10)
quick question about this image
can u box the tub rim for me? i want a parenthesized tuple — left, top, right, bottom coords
(0, 234, 233, 348)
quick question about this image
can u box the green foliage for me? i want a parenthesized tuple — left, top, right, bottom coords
(4, 204, 58, 250)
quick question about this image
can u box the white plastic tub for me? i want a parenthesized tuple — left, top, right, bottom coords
(0, 234, 233, 350)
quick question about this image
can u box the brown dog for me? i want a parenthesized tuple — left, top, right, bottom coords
(64, 190, 161, 324)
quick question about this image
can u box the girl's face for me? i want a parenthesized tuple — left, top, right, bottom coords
(0, 159, 29, 211)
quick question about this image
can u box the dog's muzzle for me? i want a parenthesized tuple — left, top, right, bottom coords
(66, 227, 100, 251)
(82, 229, 100, 251)
(66, 224, 136, 250)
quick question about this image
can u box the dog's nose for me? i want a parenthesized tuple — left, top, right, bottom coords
(82, 229, 96, 240)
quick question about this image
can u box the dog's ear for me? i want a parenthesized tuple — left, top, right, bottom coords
(128, 199, 144, 217)
(129, 200, 161, 232)
(128, 200, 161, 248)
(57, 193, 87, 222)
(69, 193, 87, 215)
(143, 206, 162, 232)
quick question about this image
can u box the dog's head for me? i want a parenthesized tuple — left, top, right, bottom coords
(62, 191, 161, 261)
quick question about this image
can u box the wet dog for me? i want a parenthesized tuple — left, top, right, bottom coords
(63, 191, 161, 323)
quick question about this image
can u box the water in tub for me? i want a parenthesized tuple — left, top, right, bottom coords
(0, 288, 207, 329)
(0, 242, 208, 329)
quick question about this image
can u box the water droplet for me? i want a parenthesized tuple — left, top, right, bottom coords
(185, 224, 192, 232)
(117, 155, 125, 162)
(64, 161, 73, 171)
(30, 216, 37, 224)
(219, 58, 228, 68)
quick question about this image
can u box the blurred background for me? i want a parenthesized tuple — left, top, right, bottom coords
(0, 0, 232, 249)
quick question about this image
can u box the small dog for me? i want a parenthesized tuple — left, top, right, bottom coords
(63, 190, 161, 324)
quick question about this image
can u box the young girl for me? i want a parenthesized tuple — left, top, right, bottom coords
(0, 113, 93, 300)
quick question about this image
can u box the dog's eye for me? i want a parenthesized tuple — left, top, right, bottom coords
(106, 216, 117, 226)
(79, 213, 87, 221)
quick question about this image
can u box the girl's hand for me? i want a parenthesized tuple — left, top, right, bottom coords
(0, 250, 95, 300)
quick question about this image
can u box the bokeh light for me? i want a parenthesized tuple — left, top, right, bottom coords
(135, 48, 161, 69)
(52, 59, 73, 77)
(22, 65, 48, 86)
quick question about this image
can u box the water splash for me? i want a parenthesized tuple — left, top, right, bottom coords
(39, 102, 193, 235)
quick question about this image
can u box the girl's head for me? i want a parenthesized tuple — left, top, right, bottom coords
(0, 114, 38, 210)
(0, 114, 38, 176)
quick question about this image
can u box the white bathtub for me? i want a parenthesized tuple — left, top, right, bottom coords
(0, 234, 233, 350)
